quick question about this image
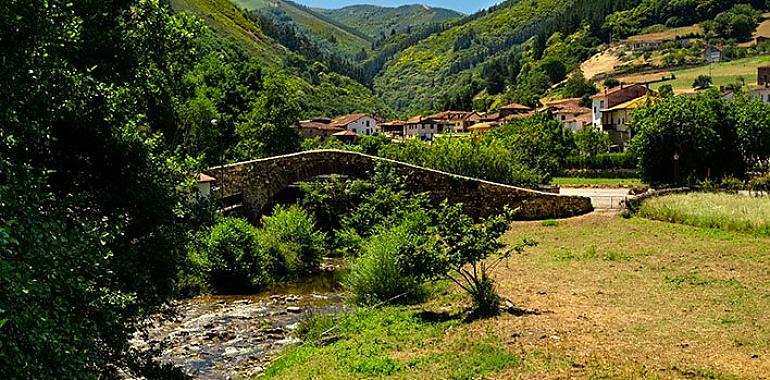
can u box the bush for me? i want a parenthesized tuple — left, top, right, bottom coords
(563, 152, 636, 170)
(345, 219, 434, 306)
(750, 175, 770, 194)
(259, 204, 327, 279)
(204, 217, 267, 294)
(720, 176, 744, 193)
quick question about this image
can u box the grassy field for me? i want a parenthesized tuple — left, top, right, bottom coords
(638, 193, 770, 236)
(618, 55, 770, 93)
(625, 24, 703, 43)
(552, 177, 643, 188)
(264, 212, 770, 379)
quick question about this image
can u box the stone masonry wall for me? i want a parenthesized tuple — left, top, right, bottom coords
(206, 150, 593, 220)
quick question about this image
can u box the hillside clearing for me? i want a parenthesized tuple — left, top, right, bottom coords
(581, 46, 623, 80)
(617, 55, 770, 93)
(264, 212, 770, 379)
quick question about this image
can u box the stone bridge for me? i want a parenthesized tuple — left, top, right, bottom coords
(206, 150, 593, 220)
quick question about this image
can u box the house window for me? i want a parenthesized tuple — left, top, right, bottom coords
(366, 120, 371, 127)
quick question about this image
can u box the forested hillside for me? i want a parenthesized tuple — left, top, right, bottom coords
(372, 0, 639, 115)
(169, 0, 390, 118)
(229, 0, 372, 57)
(317, 4, 463, 40)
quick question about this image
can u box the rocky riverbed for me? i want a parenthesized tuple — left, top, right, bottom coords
(133, 267, 346, 379)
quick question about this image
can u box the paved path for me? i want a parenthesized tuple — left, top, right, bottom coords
(559, 188, 633, 210)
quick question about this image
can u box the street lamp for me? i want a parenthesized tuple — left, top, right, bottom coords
(211, 119, 226, 212)
(673, 152, 680, 185)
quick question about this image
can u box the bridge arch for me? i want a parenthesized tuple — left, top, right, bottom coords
(206, 150, 592, 220)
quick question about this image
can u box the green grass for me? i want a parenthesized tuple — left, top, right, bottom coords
(621, 55, 770, 93)
(263, 307, 523, 379)
(638, 193, 770, 235)
(552, 177, 643, 187)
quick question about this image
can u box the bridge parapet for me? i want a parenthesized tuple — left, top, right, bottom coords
(206, 150, 593, 220)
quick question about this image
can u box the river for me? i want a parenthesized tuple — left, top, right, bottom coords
(133, 263, 347, 379)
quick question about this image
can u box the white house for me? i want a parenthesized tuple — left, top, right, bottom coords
(591, 84, 649, 129)
(404, 115, 439, 140)
(329, 113, 377, 135)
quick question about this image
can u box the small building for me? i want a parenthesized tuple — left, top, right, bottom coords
(705, 46, 722, 63)
(296, 117, 344, 138)
(404, 115, 440, 140)
(329, 113, 377, 135)
(600, 95, 657, 147)
(379, 120, 406, 137)
(498, 102, 533, 118)
(426, 111, 475, 133)
(543, 98, 592, 131)
(332, 130, 358, 144)
(591, 83, 650, 128)
(467, 122, 497, 136)
(196, 173, 216, 199)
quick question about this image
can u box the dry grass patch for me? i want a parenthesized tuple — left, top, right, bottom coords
(492, 211, 770, 378)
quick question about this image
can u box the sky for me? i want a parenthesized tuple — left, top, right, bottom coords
(294, 0, 500, 14)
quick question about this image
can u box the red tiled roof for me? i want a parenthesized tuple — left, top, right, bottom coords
(591, 83, 646, 99)
(329, 113, 370, 127)
(500, 102, 532, 111)
(299, 120, 344, 131)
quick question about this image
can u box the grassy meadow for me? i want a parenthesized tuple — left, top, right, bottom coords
(638, 193, 770, 235)
(264, 212, 770, 379)
(619, 55, 770, 93)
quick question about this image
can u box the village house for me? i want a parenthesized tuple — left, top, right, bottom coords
(705, 46, 723, 63)
(329, 113, 378, 135)
(404, 115, 440, 140)
(378, 120, 406, 137)
(426, 111, 476, 133)
(332, 130, 358, 144)
(498, 102, 533, 118)
(543, 98, 592, 131)
(295, 117, 343, 138)
(591, 83, 649, 128)
(600, 95, 657, 147)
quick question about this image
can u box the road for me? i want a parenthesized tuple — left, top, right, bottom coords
(559, 187, 633, 210)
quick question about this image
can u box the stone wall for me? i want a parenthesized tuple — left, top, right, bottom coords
(206, 150, 593, 220)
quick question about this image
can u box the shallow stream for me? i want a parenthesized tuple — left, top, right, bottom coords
(135, 263, 346, 379)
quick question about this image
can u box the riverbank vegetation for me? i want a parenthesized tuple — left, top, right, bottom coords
(638, 193, 770, 235)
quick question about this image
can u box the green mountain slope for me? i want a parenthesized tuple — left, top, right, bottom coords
(316, 4, 463, 39)
(169, 0, 391, 118)
(229, 0, 373, 56)
(373, 0, 637, 115)
(170, 0, 287, 64)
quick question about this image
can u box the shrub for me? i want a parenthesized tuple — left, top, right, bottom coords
(259, 204, 327, 279)
(563, 152, 636, 170)
(345, 218, 435, 306)
(205, 217, 267, 294)
(750, 175, 770, 194)
(720, 176, 744, 193)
